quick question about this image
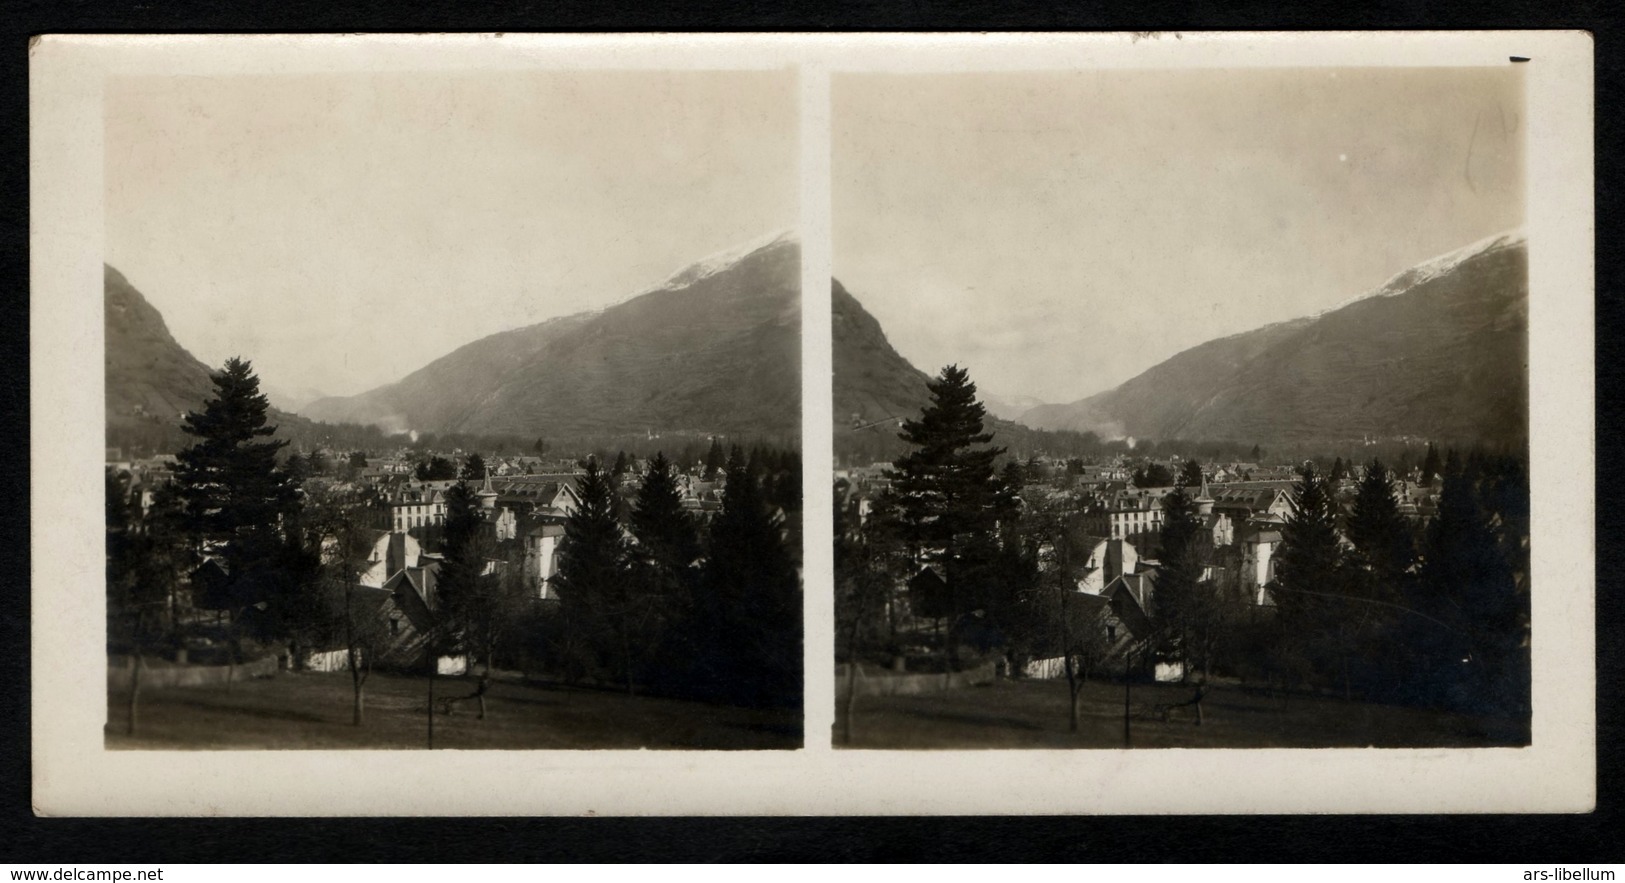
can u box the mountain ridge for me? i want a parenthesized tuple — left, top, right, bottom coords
(302, 234, 802, 438)
(104, 264, 220, 427)
(1019, 231, 1528, 445)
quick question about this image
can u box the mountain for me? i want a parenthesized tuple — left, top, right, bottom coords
(832, 278, 1050, 458)
(105, 265, 409, 458)
(831, 278, 933, 433)
(981, 392, 1050, 423)
(104, 264, 219, 428)
(303, 233, 801, 438)
(1018, 315, 1314, 440)
(1020, 231, 1528, 446)
(263, 383, 330, 414)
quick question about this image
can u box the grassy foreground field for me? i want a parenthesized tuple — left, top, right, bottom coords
(107, 670, 802, 750)
(835, 678, 1529, 749)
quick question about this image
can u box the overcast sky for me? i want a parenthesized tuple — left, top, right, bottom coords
(106, 70, 797, 398)
(833, 67, 1524, 406)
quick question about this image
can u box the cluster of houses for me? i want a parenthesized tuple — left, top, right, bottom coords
(837, 455, 1446, 683)
(321, 454, 748, 671)
(105, 450, 177, 516)
(108, 443, 755, 673)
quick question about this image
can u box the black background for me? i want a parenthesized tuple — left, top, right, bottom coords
(1, 0, 1617, 864)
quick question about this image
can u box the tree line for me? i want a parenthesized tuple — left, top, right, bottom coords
(836, 364, 1531, 734)
(534, 445, 802, 709)
(1267, 449, 1529, 715)
(836, 408, 1271, 468)
(108, 358, 803, 735)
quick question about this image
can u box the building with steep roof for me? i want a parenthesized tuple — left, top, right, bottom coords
(1076, 536, 1140, 595)
(1208, 484, 1294, 526)
(1080, 486, 1170, 547)
(388, 482, 454, 532)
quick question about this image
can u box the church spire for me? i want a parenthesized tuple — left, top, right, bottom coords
(477, 467, 497, 510)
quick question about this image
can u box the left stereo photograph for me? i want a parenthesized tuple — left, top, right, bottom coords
(102, 68, 805, 750)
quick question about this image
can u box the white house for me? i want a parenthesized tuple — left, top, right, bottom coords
(358, 531, 422, 588)
(524, 522, 567, 600)
(1239, 527, 1281, 605)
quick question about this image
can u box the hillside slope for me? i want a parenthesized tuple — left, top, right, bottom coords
(303, 235, 802, 438)
(104, 264, 219, 428)
(1021, 232, 1528, 446)
(831, 278, 934, 432)
(1020, 316, 1313, 438)
(106, 265, 436, 456)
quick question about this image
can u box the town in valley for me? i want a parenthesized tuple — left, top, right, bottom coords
(102, 69, 804, 750)
(829, 67, 1530, 749)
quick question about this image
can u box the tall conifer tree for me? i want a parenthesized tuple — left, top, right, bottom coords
(1416, 452, 1523, 711)
(435, 480, 498, 664)
(1179, 459, 1205, 489)
(1420, 443, 1443, 486)
(631, 452, 700, 574)
(887, 366, 1004, 650)
(1346, 459, 1413, 597)
(698, 446, 802, 707)
(703, 438, 726, 480)
(173, 357, 295, 612)
(1274, 461, 1344, 636)
(1156, 482, 1204, 666)
(554, 458, 641, 691)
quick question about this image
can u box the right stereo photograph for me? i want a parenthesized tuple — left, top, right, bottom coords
(830, 66, 1530, 750)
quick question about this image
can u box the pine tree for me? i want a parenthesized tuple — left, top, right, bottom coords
(1330, 458, 1416, 699)
(1415, 452, 1523, 712)
(1346, 459, 1413, 595)
(441, 481, 483, 563)
(435, 480, 491, 660)
(769, 450, 803, 513)
(415, 456, 457, 481)
(629, 450, 700, 668)
(461, 453, 487, 482)
(887, 365, 1004, 656)
(703, 438, 726, 480)
(1276, 462, 1342, 595)
(698, 447, 802, 707)
(553, 457, 636, 690)
(1155, 482, 1206, 676)
(106, 470, 193, 734)
(631, 453, 700, 573)
(172, 358, 296, 614)
(1273, 461, 1345, 686)
(1477, 454, 1531, 713)
(891, 366, 1004, 547)
(1421, 442, 1442, 486)
(1133, 462, 1175, 488)
(1179, 459, 1204, 489)
(612, 450, 629, 478)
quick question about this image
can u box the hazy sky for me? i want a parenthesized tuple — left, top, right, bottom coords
(833, 67, 1524, 405)
(106, 70, 797, 398)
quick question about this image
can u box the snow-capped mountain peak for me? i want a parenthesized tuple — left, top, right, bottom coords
(659, 229, 798, 290)
(1322, 228, 1528, 317)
